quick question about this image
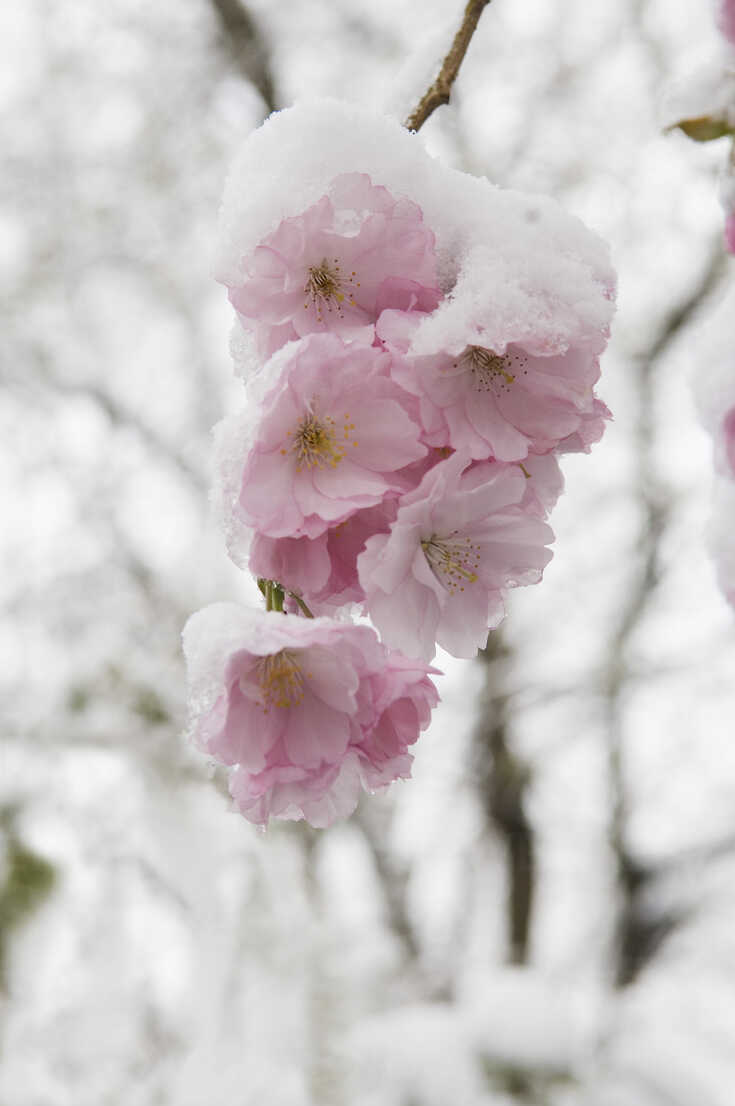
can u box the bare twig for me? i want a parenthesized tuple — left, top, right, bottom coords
(209, 0, 278, 114)
(404, 0, 493, 132)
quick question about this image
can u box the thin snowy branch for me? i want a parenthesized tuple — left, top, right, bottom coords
(404, 0, 493, 132)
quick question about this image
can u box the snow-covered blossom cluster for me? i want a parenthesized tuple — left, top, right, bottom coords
(183, 100, 615, 828)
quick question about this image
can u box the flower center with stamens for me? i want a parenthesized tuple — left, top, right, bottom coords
(290, 413, 343, 471)
(303, 258, 359, 322)
(284, 408, 358, 472)
(457, 346, 516, 394)
(257, 650, 304, 711)
(421, 533, 480, 593)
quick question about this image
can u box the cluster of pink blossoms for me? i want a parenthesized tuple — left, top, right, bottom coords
(184, 101, 615, 828)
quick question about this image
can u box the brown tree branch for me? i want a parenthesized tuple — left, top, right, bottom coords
(474, 631, 535, 966)
(404, 0, 493, 132)
(209, 0, 278, 114)
(606, 244, 725, 987)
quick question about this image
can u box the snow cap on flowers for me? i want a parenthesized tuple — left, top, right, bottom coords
(357, 451, 554, 661)
(217, 99, 615, 379)
(182, 603, 439, 827)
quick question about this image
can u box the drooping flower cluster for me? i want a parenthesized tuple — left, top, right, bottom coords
(184, 100, 615, 827)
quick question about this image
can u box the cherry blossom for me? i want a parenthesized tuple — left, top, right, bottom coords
(249, 502, 397, 608)
(226, 172, 441, 359)
(357, 451, 554, 660)
(228, 333, 427, 541)
(183, 603, 439, 827)
(378, 308, 606, 462)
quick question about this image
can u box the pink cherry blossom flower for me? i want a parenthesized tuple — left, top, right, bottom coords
(378, 309, 607, 462)
(183, 603, 439, 827)
(357, 451, 554, 660)
(356, 652, 439, 791)
(229, 650, 439, 827)
(229, 753, 366, 828)
(229, 333, 428, 541)
(226, 173, 441, 359)
(250, 501, 397, 607)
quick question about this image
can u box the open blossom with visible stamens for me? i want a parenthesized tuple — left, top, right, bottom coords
(358, 451, 554, 660)
(183, 603, 439, 827)
(378, 308, 607, 462)
(225, 333, 427, 543)
(226, 172, 441, 359)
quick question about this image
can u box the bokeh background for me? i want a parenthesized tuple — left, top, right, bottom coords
(4, 0, 735, 1102)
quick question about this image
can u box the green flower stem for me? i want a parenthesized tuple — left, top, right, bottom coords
(258, 577, 293, 615)
(287, 592, 315, 619)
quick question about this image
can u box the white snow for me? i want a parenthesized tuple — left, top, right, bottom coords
(216, 99, 615, 368)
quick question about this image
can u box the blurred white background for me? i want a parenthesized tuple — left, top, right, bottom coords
(3, 0, 735, 1102)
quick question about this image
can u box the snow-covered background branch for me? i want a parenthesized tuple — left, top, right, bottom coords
(3, 0, 735, 1102)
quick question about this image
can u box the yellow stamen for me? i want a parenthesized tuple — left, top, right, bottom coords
(303, 257, 358, 322)
(456, 346, 517, 393)
(257, 650, 304, 711)
(421, 533, 480, 594)
(292, 412, 344, 470)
